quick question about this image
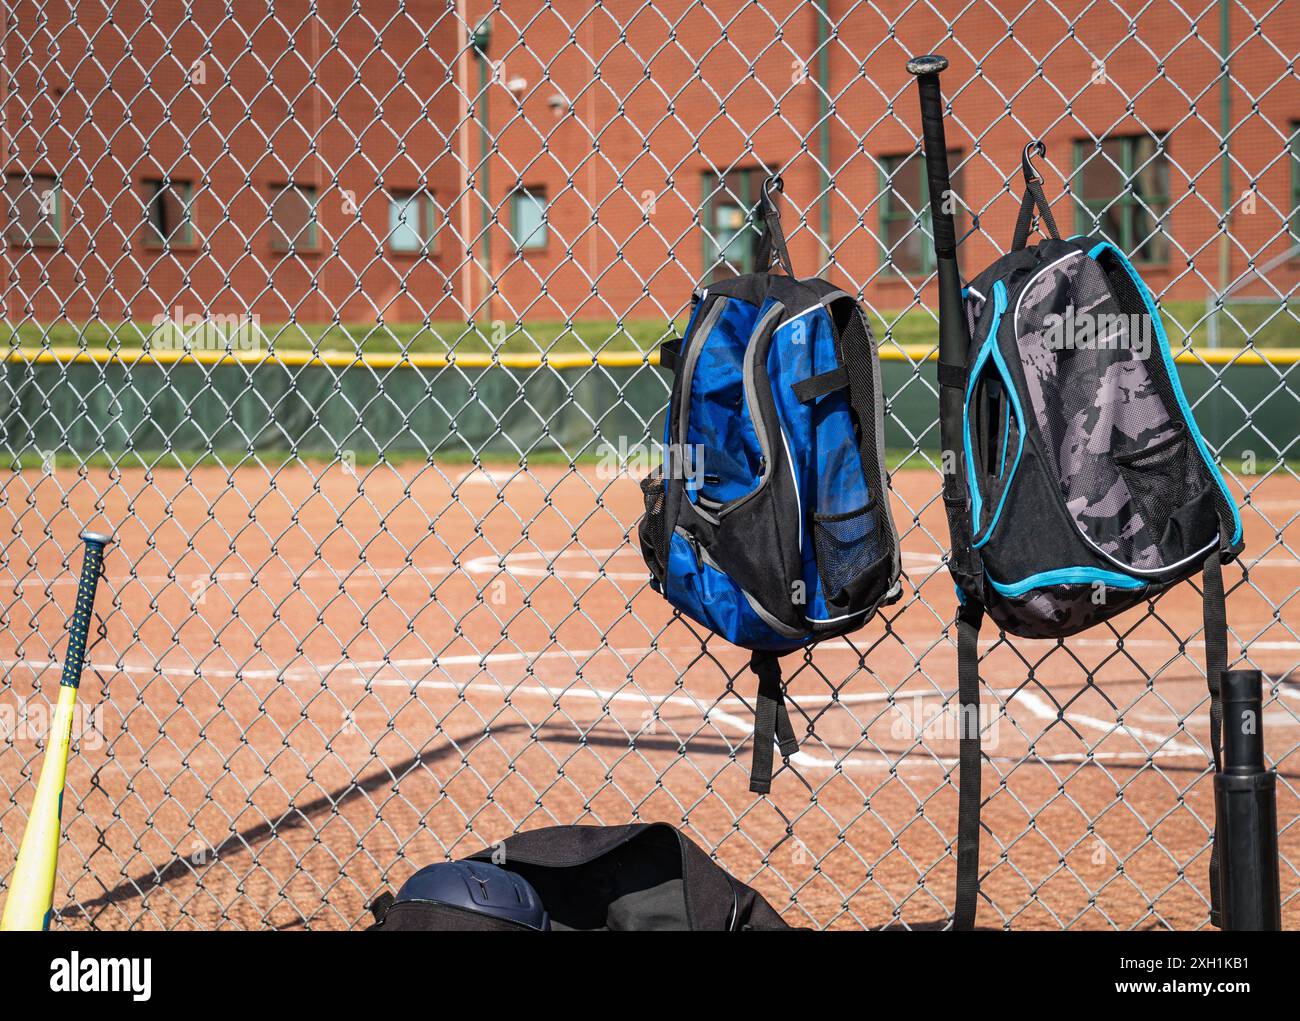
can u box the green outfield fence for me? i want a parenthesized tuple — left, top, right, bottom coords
(3, 346, 1294, 463)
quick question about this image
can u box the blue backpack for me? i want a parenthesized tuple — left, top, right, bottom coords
(638, 176, 901, 793)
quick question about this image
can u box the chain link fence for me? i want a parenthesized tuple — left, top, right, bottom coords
(0, 1, 1295, 929)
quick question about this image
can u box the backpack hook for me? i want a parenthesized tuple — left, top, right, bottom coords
(1011, 140, 1060, 249)
(1022, 141, 1047, 186)
(756, 173, 794, 277)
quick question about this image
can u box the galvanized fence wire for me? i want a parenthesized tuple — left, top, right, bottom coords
(0, 1, 1296, 929)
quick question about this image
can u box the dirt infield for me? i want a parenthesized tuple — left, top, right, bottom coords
(0, 461, 1295, 930)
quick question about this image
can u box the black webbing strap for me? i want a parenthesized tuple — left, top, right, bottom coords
(936, 361, 966, 389)
(953, 602, 985, 930)
(1011, 141, 1061, 252)
(369, 891, 395, 925)
(755, 175, 795, 278)
(749, 650, 799, 795)
(830, 302, 886, 529)
(791, 365, 849, 403)
(659, 337, 680, 373)
(1203, 549, 1227, 927)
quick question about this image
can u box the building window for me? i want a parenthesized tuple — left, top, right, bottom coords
(271, 184, 319, 253)
(5, 172, 60, 246)
(880, 151, 962, 277)
(388, 190, 439, 254)
(701, 168, 770, 283)
(510, 187, 548, 251)
(1073, 135, 1170, 265)
(142, 178, 194, 247)
(1291, 122, 1299, 246)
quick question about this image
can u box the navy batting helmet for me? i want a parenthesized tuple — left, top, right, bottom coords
(390, 860, 550, 931)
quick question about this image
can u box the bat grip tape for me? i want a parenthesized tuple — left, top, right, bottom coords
(59, 542, 105, 689)
(917, 77, 957, 256)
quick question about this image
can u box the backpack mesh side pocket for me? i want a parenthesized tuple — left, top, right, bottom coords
(638, 468, 669, 584)
(1113, 420, 1190, 539)
(812, 498, 887, 604)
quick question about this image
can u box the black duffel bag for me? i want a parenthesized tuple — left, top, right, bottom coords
(368, 823, 791, 931)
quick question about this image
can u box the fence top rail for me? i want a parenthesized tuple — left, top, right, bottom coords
(4, 345, 1296, 371)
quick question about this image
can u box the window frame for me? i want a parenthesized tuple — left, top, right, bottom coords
(1072, 135, 1171, 266)
(1290, 122, 1299, 247)
(700, 167, 771, 282)
(141, 177, 195, 249)
(878, 150, 963, 278)
(387, 188, 439, 256)
(509, 186, 549, 252)
(5, 171, 62, 247)
(269, 182, 321, 255)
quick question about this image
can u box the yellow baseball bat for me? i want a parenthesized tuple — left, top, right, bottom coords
(2, 529, 112, 931)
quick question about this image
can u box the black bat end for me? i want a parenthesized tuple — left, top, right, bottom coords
(906, 54, 949, 77)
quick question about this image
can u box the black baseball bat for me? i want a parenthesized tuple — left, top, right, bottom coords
(1215, 670, 1282, 929)
(907, 53, 983, 931)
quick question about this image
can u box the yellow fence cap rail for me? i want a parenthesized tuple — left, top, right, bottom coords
(3, 343, 1297, 370)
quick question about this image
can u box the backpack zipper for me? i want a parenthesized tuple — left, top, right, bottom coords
(673, 297, 726, 453)
(674, 299, 785, 522)
(716, 301, 784, 518)
(686, 529, 703, 569)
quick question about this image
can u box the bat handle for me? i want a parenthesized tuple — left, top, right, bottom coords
(60, 530, 112, 690)
(906, 54, 957, 258)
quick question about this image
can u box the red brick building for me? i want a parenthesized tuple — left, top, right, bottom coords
(3, 1, 1296, 331)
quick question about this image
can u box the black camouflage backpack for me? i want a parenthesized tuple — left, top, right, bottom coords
(912, 95, 1242, 928)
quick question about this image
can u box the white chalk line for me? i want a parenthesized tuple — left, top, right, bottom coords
(461, 548, 1300, 582)
(6, 653, 1287, 772)
(7, 636, 1297, 687)
(7, 544, 1297, 602)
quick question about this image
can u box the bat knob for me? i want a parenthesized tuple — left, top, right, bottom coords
(906, 54, 949, 76)
(79, 529, 114, 547)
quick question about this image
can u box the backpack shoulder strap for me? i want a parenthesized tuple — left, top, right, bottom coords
(749, 650, 800, 795)
(1203, 549, 1228, 926)
(953, 600, 985, 929)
